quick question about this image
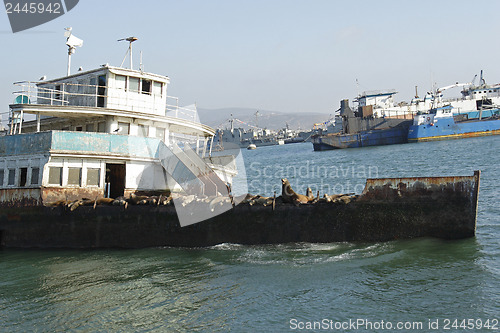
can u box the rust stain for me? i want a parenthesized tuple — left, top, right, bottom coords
(41, 187, 104, 204)
(360, 171, 480, 203)
(0, 188, 42, 208)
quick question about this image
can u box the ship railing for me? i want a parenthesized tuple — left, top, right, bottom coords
(165, 97, 199, 122)
(170, 133, 211, 157)
(376, 109, 416, 119)
(11, 81, 165, 114)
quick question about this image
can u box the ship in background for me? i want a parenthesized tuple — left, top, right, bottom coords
(312, 90, 421, 150)
(408, 106, 500, 142)
(408, 71, 500, 142)
(313, 71, 500, 150)
(212, 112, 340, 150)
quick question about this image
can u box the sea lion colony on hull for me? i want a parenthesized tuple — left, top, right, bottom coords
(46, 193, 174, 211)
(45, 180, 359, 210)
(281, 178, 316, 205)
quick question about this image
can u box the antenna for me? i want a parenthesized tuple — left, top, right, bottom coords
(64, 27, 83, 76)
(118, 36, 138, 69)
(139, 51, 143, 72)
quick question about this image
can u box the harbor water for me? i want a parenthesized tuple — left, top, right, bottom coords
(1, 137, 499, 332)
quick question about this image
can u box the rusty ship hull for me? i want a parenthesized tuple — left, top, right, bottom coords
(0, 172, 480, 248)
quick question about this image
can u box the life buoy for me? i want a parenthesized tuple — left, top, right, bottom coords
(426, 116, 431, 121)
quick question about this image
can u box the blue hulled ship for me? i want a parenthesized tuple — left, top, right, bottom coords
(408, 106, 500, 142)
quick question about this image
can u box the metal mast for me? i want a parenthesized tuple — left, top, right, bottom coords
(118, 37, 138, 69)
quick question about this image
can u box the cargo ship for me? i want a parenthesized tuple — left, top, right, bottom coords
(408, 72, 500, 142)
(313, 72, 500, 150)
(312, 97, 414, 150)
(408, 105, 500, 142)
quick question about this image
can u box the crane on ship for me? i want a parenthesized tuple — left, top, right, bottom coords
(436, 81, 472, 94)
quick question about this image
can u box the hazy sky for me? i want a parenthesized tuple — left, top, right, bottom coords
(2, 0, 500, 125)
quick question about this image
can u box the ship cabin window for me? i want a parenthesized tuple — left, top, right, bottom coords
(85, 123, 94, 132)
(153, 82, 162, 96)
(156, 127, 165, 140)
(68, 167, 82, 186)
(138, 124, 149, 137)
(141, 79, 151, 95)
(129, 77, 140, 93)
(48, 167, 62, 186)
(76, 126, 83, 131)
(97, 122, 106, 133)
(7, 169, 15, 186)
(31, 167, 40, 185)
(19, 168, 28, 187)
(115, 75, 127, 91)
(117, 122, 130, 135)
(0, 170, 4, 187)
(87, 168, 100, 186)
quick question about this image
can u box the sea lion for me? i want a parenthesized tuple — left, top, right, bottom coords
(248, 195, 273, 206)
(311, 190, 320, 204)
(113, 196, 127, 206)
(326, 194, 357, 204)
(128, 193, 150, 205)
(281, 178, 310, 206)
(96, 197, 115, 205)
(306, 187, 314, 201)
(68, 200, 82, 211)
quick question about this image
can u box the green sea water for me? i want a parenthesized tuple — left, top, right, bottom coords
(1, 136, 499, 332)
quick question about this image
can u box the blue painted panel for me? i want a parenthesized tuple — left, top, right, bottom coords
(51, 131, 162, 158)
(462, 109, 500, 119)
(0, 131, 163, 159)
(0, 132, 52, 156)
(408, 118, 500, 140)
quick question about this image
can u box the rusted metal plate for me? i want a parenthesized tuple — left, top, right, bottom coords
(41, 186, 104, 203)
(360, 170, 480, 203)
(0, 188, 42, 207)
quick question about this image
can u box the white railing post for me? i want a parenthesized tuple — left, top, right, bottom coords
(18, 110, 23, 134)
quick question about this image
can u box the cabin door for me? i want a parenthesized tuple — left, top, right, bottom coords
(105, 163, 126, 198)
(97, 75, 106, 107)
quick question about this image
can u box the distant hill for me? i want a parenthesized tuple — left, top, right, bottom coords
(197, 107, 332, 131)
